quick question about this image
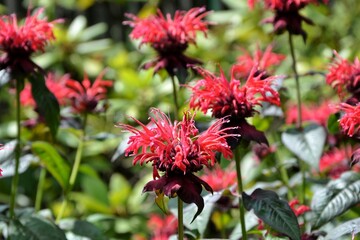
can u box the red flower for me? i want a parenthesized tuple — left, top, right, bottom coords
(288, 199, 311, 217)
(201, 164, 237, 192)
(319, 147, 356, 179)
(249, 0, 328, 41)
(0, 8, 61, 74)
(326, 51, 360, 101)
(116, 108, 235, 221)
(124, 7, 210, 76)
(236, 45, 285, 78)
(285, 101, 336, 126)
(20, 73, 71, 107)
(189, 65, 280, 147)
(147, 214, 177, 240)
(65, 71, 112, 114)
(337, 103, 360, 137)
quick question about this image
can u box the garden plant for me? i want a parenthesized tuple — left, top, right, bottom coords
(0, 0, 360, 239)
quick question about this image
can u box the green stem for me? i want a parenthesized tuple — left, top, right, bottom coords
(56, 114, 87, 222)
(177, 197, 184, 240)
(170, 75, 179, 118)
(288, 33, 302, 130)
(10, 78, 22, 219)
(35, 168, 47, 212)
(234, 145, 247, 240)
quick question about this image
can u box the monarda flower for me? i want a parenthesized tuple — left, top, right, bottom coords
(124, 7, 210, 77)
(65, 71, 113, 114)
(337, 103, 360, 137)
(20, 73, 71, 107)
(189, 65, 281, 148)
(116, 108, 234, 221)
(0, 8, 61, 74)
(326, 51, 360, 103)
(285, 101, 336, 126)
(248, 0, 328, 41)
(236, 45, 285, 79)
(147, 214, 177, 240)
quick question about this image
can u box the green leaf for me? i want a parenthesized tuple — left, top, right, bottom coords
(59, 219, 107, 240)
(281, 124, 326, 169)
(31, 141, 70, 189)
(109, 173, 131, 207)
(155, 190, 168, 214)
(242, 188, 301, 240)
(324, 217, 360, 240)
(327, 113, 340, 135)
(81, 175, 109, 205)
(311, 171, 360, 228)
(8, 215, 67, 240)
(28, 73, 60, 137)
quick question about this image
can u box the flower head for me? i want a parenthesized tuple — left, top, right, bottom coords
(124, 7, 210, 76)
(147, 214, 177, 240)
(116, 108, 235, 221)
(337, 103, 360, 137)
(249, 0, 328, 41)
(0, 8, 61, 74)
(200, 164, 237, 192)
(319, 147, 355, 179)
(20, 73, 71, 107)
(65, 71, 113, 114)
(285, 101, 336, 126)
(236, 45, 285, 78)
(326, 51, 360, 101)
(189, 65, 280, 147)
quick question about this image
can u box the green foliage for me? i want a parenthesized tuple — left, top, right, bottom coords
(243, 188, 301, 240)
(311, 171, 360, 228)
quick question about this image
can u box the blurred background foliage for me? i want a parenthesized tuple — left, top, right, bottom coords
(0, 0, 359, 239)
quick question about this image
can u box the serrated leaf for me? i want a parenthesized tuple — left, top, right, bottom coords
(28, 73, 60, 137)
(324, 217, 360, 240)
(281, 124, 326, 169)
(242, 188, 301, 240)
(31, 141, 70, 189)
(311, 171, 360, 228)
(8, 215, 67, 240)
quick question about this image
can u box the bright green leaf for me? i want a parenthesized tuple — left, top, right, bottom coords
(31, 141, 70, 189)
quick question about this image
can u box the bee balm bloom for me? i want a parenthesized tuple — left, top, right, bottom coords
(124, 7, 210, 77)
(189, 65, 280, 148)
(116, 108, 235, 221)
(0, 8, 61, 74)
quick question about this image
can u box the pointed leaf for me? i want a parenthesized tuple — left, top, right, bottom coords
(28, 73, 60, 137)
(155, 190, 169, 214)
(59, 219, 107, 240)
(281, 124, 326, 169)
(311, 171, 360, 228)
(31, 141, 70, 189)
(242, 188, 301, 240)
(324, 217, 360, 240)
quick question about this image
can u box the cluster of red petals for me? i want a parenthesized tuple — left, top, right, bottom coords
(20, 73, 71, 107)
(319, 147, 358, 179)
(147, 214, 177, 240)
(201, 164, 237, 192)
(337, 103, 360, 137)
(117, 108, 233, 176)
(189, 65, 280, 120)
(66, 71, 113, 114)
(326, 51, 360, 99)
(0, 8, 59, 55)
(285, 101, 336, 126)
(288, 199, 311, 217)
(236, 45, 285, 78)
(124, 7, 209, 52)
